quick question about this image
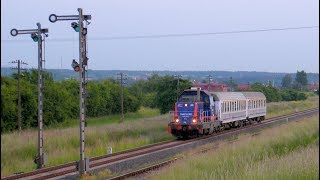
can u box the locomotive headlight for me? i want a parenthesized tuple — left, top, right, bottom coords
(175, 119, 180, 123)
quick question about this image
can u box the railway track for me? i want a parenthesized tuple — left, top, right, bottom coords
(2, 108, 318, 180)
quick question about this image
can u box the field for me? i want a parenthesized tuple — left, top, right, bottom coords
(151, 115, 319, 180)
(1, 96, 319, 177)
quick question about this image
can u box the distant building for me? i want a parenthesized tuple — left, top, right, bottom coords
(193, 82, 228, 92)
(307, 83, 319, 91)
(237, 84, 251, 91)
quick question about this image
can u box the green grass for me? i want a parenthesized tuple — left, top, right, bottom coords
(1, 111, 173, 177)
(49, 107, 160, 129)
(267, 95, 319, 118)
(151, 115, 319, 180)
(1, 96, 318, 177)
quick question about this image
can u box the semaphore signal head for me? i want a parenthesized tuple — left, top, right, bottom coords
(71, 22, 80, 32)
(31, 33, 39, 42)
(71, 59, 80, 72)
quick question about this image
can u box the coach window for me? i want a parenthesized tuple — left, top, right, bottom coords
(232, 101, 235, 111)
(236, 101, 238, 111)
(259, 99, 262, 108)
(237, 101, 239, 111)
(225, 102, 227, 112)
(226, 102, 228, 112)
(260, 100, 262, 108)
(231, 102, 233, 111)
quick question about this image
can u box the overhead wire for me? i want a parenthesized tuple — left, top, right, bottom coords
(1, 25, 319, 42)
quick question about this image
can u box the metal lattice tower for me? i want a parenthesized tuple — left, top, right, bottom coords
(10, 60, 28, 132)
(117, 72, 127, 122)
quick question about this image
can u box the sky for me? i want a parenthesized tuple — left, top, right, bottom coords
(1, 0, 319, 73)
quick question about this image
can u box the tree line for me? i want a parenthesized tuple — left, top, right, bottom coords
(1, 71, 192, 133)
(1, 69, 314, 133)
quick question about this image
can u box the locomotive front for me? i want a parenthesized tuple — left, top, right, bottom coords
(168, 101, 203, 138)
(168, 88, 206, 139)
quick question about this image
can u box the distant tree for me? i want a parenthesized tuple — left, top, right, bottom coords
(281, 74, 292, 89)
(294, 70, 308, 90)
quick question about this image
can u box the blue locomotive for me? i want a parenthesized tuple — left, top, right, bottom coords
(168, 87, 266, 139)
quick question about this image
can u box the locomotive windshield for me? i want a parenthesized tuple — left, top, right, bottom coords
(178, 90, 209, 103)
(179, 94, 197, 102)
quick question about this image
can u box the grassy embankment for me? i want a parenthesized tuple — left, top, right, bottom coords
(151, 115, 319, 180)
(1, 95, 319, 177)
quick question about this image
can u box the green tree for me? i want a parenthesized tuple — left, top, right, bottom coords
(294, 70, 308, 90)
(281, 74, 292, 89)
(1, 76, 18, 132)
(250, 82, 281, 102)
(154, 76, 192, 114)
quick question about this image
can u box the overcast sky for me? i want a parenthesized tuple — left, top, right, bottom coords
(1, 0, 319, 73)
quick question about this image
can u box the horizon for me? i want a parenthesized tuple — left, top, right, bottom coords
(1, 66, 319, 75)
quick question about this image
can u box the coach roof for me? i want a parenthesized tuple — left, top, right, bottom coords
(210, 92, 246, 101)
(241, 92, 266, 99)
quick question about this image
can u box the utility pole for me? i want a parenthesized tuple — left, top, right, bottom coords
(49, 9, 91, 175)
(206, 75, 213, 91)
(174, 75, 182, 101)
(117, 72, 127, 122)
(10, 60, 28, 132)
(11, 23, 48, 169)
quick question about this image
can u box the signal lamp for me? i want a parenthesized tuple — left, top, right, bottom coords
(31, 33, 39, 42)
(83, 28, 87, 35)
(192, 118, 197, 123)
(175, 119, 179, 123)
(71, 22, 80, 32)
(71, 59, 80, 72)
